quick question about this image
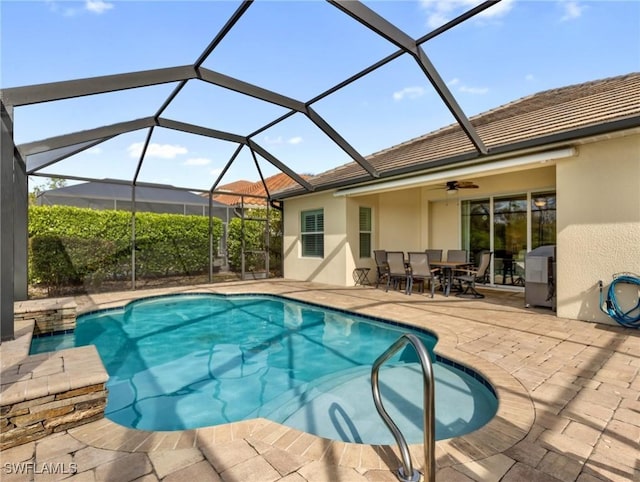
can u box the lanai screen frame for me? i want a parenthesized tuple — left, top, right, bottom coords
(0, 0, 501, 341)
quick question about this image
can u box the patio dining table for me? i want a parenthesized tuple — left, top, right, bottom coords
(430, 260, 473, 296)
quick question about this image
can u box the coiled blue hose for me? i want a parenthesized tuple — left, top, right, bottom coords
(599, 273, 640, 328)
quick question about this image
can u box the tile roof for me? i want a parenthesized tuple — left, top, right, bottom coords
(209, 180, 254, 206)
(212, 173, 308, 207)
(275, 72, 640, 198)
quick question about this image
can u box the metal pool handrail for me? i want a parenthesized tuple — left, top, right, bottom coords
(371, 333, 435, 482)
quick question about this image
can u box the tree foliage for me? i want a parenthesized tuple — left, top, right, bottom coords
(227, 208, 282, 275)
(29, 177, 68, 205)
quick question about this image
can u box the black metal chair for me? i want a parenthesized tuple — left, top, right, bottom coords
(407, 251, 441, 297)
(385, 251, 409, 293)
(446, 249, 468, 263)
(425, 249, 443, 262)
(373, 250, 389, 288)
(445, 249, 471, 292)
(425, 249, 444, 287)
(454, 251, 492, 298)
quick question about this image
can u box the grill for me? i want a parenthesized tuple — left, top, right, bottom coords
(525, 245, 556, 310)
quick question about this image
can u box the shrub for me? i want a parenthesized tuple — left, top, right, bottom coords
(29, 206, 222, 290)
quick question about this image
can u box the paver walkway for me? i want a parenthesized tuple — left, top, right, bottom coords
(1, 280, 638, 481)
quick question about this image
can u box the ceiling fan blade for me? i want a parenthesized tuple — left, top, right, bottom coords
(428, 180, 479, 191)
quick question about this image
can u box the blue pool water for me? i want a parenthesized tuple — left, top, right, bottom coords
(31, 294, 497, 444)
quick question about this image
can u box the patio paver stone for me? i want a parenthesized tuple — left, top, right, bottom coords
(1, 280, 638, 481)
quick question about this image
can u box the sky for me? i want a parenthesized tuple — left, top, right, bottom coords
(1, 0, 639, 192)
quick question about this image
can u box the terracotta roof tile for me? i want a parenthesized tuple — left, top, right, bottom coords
(212, 173, 308, 206)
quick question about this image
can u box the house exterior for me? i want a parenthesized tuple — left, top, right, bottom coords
(275, 73, 640, 325)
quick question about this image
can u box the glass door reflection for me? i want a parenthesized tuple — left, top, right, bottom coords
(493, 196, 527, 285)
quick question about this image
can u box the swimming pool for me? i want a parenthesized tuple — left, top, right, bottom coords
(31, 293, 497, 444)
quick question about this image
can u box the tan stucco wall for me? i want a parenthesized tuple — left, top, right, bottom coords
(429, 199, 459, 250)
(556, 134, 640, 324)
(282, 191, 349, 285)
(377, 188, 424, 251)
(283, 189, 427, 286)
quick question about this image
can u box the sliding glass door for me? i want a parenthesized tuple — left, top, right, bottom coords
(494, 195, 527, 285)
(532, 192, 556, 249)
(461, 198, 490, 265)
(461, 191, 556, 287)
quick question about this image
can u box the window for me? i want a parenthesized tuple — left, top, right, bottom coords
(301, 209, 324, 257)
(359, 207, 372, 259)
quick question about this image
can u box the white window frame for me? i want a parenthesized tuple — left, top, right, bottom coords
(300, 209, 324, 258)
(359, 206, 372, 259)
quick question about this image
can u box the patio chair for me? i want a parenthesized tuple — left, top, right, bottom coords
(446, 249, 468, 263)
(407, 251, 441, 297)
(453, 251, 492, 298)
(446, 250, 472, 292)
(373, 250, 389, 288)
(385, 251, 409, 293)
(425, 249, 443, 262)
(425, 249, 444, 288)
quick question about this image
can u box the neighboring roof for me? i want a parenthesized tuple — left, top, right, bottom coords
(274, 73, 640, 198)
(213, 173, 309, 207)
(40, 180, 224, 207)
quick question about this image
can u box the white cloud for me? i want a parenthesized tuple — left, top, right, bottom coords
(46, 0, 113, 16)
(459, 85, 489, 95)
(525, 73, 535, 82)
(450, 78, 489, 95)
(127, 142, 188, 159)
(560, 1, 584, 21)
(46, 1, 79, 16)
(264, 135, 302, 145)
(477, 0, 514, 20)
(86, 147, 103, 155)
(85, 0, 114, 14)
(264, 135, 283, 145)
(183, 157, 211, 166)
(210, 168, 223, 177)
(393, 86, 426, 101)
(425, 11, 449, 29)
(420, 0, 514, 29)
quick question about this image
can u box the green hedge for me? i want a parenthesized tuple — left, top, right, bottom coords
(29, 206, 222, 289)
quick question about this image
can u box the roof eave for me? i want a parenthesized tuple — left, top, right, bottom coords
(273, 115, 640, 200)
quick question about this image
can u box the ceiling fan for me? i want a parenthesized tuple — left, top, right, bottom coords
(431, 180, 480, 194)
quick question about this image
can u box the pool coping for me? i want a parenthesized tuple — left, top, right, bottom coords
(6, 282, 535, 475)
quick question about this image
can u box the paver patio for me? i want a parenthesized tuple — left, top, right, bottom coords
(1, 279, 638, 481)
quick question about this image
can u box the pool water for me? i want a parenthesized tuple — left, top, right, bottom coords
(30, 294, 497, 444)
